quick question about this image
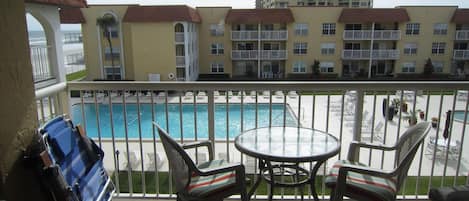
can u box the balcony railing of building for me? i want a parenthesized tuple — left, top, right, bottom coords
(63, 32, 83, 44)
(232, 50, 287, 60)
(31, 45, 53, 83)
(175, 56, 185, 67)
(175, 32, 184, 43)
(455, 30, 469, 41)
(231, 30, 288, 41)
(454, 50, 469, 60)
(260, 30, 288, 41)
(36, 81, 469, 200)
(342, 49, 400, 60)
(231, 31, 259, 41)
(343, 30, 401, 40)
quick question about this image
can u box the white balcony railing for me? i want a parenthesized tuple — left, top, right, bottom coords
(455, 30, 469, 40)
(175, 32, 184, 43)
(260, 30, 288, 40)
(342, 49, 400, 60)
(260, 50, 287, 60)
(176, 56, 185, 67)
(37, 81, 469, 200)
(343, 30, 401, 40)
(231, 30, 288, 41)
(454, 50, 469, 60)
(231, 50, 287, 60)
(231, 31, 259, 41)
(30, 45, 54, 83)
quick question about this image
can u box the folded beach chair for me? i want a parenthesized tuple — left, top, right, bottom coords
(38, 115, 115, 201)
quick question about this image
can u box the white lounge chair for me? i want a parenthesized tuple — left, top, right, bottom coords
(197, 91, 206, 100)
(183, 91, 194, 101)
(288, 91, 298, 99)
(123, 151, 141, 170)
(146, 152, 165, 171)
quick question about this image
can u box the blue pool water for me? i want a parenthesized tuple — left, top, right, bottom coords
(72, 103, 297, 139)
(454, 110, 469, 123)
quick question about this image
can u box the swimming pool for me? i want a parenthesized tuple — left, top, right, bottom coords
(453, 110, 469, 123)
(72, 103, 297, 139)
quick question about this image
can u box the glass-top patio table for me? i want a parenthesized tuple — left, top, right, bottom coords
(235, 127, 340, 201)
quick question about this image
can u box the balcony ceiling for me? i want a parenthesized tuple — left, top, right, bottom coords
(338, 8, 410, 23)
(452, 9, 469, 24)
(225, 9, 294, 24)
(123, 5, 201, 23)
(25, 0, 87, 8)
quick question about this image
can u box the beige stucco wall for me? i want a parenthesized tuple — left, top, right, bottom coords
(397, 6, 458, 74)
(126, 22, 177, 81)
(81, 5, 130, 80)
(197, 7, 233, 76)
(288, 6, 344, 75)
(0, 0, 48, 200)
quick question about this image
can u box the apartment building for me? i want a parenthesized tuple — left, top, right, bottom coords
(62, 5, 469, 81)
(255, 0, 373, 8)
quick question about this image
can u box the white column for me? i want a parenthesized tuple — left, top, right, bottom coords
(368, 22, 375, 79)
(258, 23, 261, 78)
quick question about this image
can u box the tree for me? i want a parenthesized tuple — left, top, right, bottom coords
(96, 14, 118, 80)
(423, 58, 434, 75)
(311, 60, 320, 76)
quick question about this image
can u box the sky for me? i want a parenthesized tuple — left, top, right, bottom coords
(27, 0, 469, 31)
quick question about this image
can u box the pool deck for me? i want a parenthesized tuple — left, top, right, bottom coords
(72, 92, 469, 177)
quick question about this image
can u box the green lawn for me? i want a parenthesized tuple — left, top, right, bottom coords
(66, 70, 86, 81)
(114, 171, 467, 196)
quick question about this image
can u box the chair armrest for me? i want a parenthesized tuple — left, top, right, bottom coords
(347, 141, 395, 161)
(197, 162, 245, 176)
(182, 140, 213, 161)
(332, 163, 393, 201)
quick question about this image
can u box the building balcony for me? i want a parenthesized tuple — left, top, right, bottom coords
(231, 31, 259, 41)
(231, 30, 288, 41)
(175, 32, 184, 43)
(342, 49, 400, 60)
(30, 44, 54, 83)
(260, 30, 288, 41)
(343, 30, 401, 40)
(231, 50, 287, 60)
(455, 30, 469, 40)
(36, 81, 469, 200)
(176, 56, 185, 67)
(454, 50, 469, 60)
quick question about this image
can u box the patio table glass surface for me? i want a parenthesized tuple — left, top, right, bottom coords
(235, 126, 340, 162)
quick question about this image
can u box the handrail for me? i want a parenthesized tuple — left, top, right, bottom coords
(35, 82, 67, 99)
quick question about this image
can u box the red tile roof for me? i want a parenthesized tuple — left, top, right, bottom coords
(225, 9, 294, 24)
(339, 8, 410, 23)
(60, 8, 85, 23)
(25, 0, 87, 8)
(452, 9, 469, 24)
(123, 5, 201, 23)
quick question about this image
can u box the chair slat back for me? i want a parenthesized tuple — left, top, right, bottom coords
(394, 122, 431, 189)
(155, 123, 197, 193)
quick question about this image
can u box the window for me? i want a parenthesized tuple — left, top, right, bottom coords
(432, 61, 444, 73)
(211, 43, 224, 55)
(433, 23, 448, 35)
(104, 47, 120, 59)
(293, 42, 307, 55)
(322, 23, 336, 35)
(432, 42, 446, 54)
(295, 23, 308, 36)
(403, 43, 417, 55)
(401, 62, 416, 73)
(344, 43, 360, 50)
(210, 24, 224, 36)
(293, 61, 306, 73)
(319, 62, 334, 73)
(104, 66, 121, 80)
(278, 2, 288, 8)
(103, 26, 119, 38)
(211, 62, 224, 73)
(406, 23, 420, 35)
(321, 43, 335, 55)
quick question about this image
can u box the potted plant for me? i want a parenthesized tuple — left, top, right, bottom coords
(431, 117, 439, 128)
(418, 110, 425, 120)
(409, 110, 418, 126)
(401, 101, 408, 113)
